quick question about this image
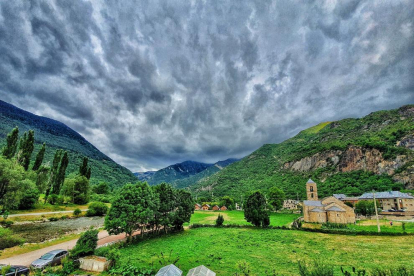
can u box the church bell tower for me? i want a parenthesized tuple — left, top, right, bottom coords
(306, 179, 318, 200)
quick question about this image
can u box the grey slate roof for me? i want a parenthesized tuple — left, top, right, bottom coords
(310, 208, 325, 213)
(359, 191, 414, 200)
(333, 194, 347, 200)
(156, 264, 182, 276)
(307, 178, 315, 183)
(326, 206, 345, 212)
(303, 200, 324, 207)
(187, 265, 216, 276)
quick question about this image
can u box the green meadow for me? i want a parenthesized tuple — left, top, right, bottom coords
(185, 211, 300, 227)
(118, 227, 414, 275)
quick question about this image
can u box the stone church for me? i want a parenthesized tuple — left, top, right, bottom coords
(303, 179, 356, 224)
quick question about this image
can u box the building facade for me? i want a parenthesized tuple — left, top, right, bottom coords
(359, 191, 414, 211)
(283, 199, 300, 210)
(303, 179, 356, 224)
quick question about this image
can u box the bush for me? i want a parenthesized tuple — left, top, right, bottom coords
(371, 266, 414, 276)
(0, 220, 14, 227)
(86, 202, 108, 217)
(49, 217, 59, 222)
(322, 222, 348, 230)
(0, 228, 25, 250)
(18, 188, 40, 210)
(109, 264, 154, 276)
(216, 214, 224, 226)
(95, 245, 121, 266)
(71, 229, 99, 258)
(73, 208, 82, 217)
(48, 194, 59, 205)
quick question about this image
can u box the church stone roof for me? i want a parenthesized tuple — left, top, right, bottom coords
(307, 178, 315, 183)
(326, 206, 345, 212)
(310, 208, 325, 213)
(303, 200, 324, 207)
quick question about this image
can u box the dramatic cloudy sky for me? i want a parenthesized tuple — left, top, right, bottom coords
(0, 0, 413, 172)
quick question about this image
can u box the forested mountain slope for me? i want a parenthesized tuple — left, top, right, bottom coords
(193, 105, 414, 200)
(147, 158, 239, 187)
(0, 100, 137, 187)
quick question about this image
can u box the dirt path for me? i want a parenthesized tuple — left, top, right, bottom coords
(8, 210, 88, 218)
(0, 230, 139, 266)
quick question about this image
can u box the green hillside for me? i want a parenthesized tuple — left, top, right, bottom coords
(0, 100, 137, 187)
(193, 105, 414, 200)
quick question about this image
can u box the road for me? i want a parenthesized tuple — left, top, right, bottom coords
(0, 230, 139, 266)
(8, 210, 88, 218)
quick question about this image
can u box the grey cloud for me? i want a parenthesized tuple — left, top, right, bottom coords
(0, 0, 413, 172)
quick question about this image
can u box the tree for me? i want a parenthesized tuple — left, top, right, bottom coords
(45, 150, 63, 199)
(216, 214, 224, 226)
(32, 143, 46, 171)
(268, 187, 285, 211)
(244, 191, 269, 227)
(92, 182, 109, 194)
(17, 130, 35, 170)
(105, 183, 158, 242)
(53, 151, 69, 194)
(79, 157, 91, 180)
(17, 180, 39, 210)
(2, 127, 19, 159)
(153, 183, 176, 232)
(73, 175, 89, 204)
(172, 189, 194, 230)
(35, 166, 50, 193)
(355, 200, 377, 216)
(0, 156, 25, 210)
(220, 196, 235, 210)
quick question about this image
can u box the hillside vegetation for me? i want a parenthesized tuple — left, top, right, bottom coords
(0, 100, 137, 187)
(193, 105, 414, 199)
(148, 159, 239, 187)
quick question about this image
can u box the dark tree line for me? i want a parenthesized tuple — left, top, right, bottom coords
(105, 182, 194, 242)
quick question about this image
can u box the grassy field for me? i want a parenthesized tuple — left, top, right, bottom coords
(117, 227, 414, 275)
(185, 211, 300, 227)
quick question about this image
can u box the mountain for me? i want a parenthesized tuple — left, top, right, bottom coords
(0, 100, 137, 187)
(134, 171, 156, 182)
(192, 105, 414, 200)
(147, 158, 239, 186)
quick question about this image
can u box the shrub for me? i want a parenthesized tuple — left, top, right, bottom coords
(298, 261, 334, 276)
(0, 228, 25, 250)
(60, 215, 68, 220)
(86, 202, 108, 217)
(0, 220, 14, 227)
(95, 245, 121, 266)
(109, 264, 153, 276)
(73, 208, 82, 217)
(216, 214, 224, 226)
(48, 194, 59, 205)
(71, 229, 99, 258)
(49, 217, 59, 222)
(18, 188, 39, 210)
(322, 222, 348, 230)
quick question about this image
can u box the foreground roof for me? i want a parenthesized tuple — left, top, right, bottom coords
(333, 194, 347, 199)
(326, 206, 345, 212)
(310, 208, 325, 213)
(307, 178, 315, 183)
(156, 264, 182, 276)
(187, 265, 216, 276)
(359, 191, 414, 199)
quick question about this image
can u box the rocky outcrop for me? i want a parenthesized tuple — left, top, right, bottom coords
(284, 146, 410, 178)
(397, 134, 414, 150)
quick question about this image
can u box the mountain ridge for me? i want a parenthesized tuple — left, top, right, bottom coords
(0, 100, 137, 187)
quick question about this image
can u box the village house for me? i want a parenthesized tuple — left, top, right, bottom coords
(359, 191, 414, 211)
(220, 206, 227, 211)
(303, 179, 356, 224)
(212, 205, 220, 211)
(333, 194, 359, 206)
(235, 203, 242, 210)
(194, 203, 201, 211)
(283, 199, 300, 210)
(201, 204, 210, 211)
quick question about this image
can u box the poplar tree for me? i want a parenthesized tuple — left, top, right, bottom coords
(53, 151, 69, 195)
(17, 130, 35, 170)
(79, 157, 92, 179)
(32, 143, 46, 171)
(2, 127, 19, 159)
(45, 150, 63, 199)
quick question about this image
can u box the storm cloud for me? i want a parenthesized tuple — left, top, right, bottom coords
(0, 0, 413, 171)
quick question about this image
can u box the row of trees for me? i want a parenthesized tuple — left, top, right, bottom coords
(0, 127, 91, 211)
(105, 182, 194, 242)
